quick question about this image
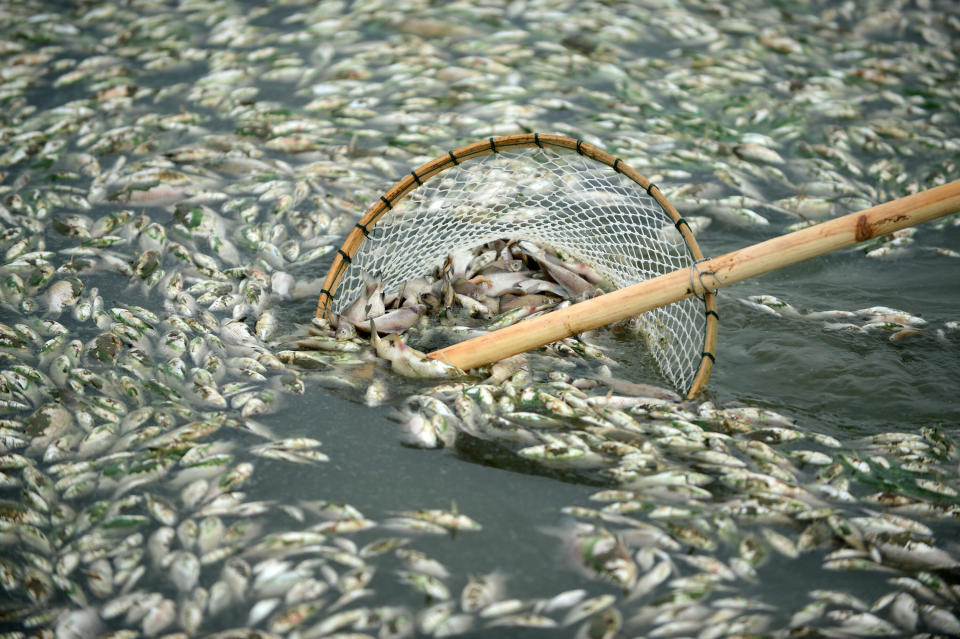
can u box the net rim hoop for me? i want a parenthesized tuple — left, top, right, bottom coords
(315, 132, 718, 398)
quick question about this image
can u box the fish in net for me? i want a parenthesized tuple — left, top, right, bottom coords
(317, 133, 717, 398)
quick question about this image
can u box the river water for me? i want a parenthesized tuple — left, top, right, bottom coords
(1, 1, 958, 638)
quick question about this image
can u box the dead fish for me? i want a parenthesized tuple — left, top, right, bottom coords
(371, 320, 464, 379)
(360, 304, 426, 334)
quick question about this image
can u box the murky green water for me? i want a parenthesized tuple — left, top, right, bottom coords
(1, 0, 958, 637)
(701, 227, 960, 433)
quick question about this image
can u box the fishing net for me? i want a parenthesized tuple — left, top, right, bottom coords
(317, 133, 718, 397)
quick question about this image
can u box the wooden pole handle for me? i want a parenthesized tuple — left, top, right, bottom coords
(429, 179, 960, 371)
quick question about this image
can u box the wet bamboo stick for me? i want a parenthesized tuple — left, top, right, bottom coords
(429, 178, 960, 371)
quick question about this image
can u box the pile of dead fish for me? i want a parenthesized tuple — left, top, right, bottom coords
(340, 238, 610, 335)
(0, 0, 958, 637)
(2, 202, 956, 637)
(299, 237, 960, 637)
(326, 237, 611, 373)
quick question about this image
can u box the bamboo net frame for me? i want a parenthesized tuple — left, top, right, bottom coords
(316, 133, 719, 398)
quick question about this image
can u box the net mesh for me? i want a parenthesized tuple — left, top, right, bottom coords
(330, 145, 708, 395)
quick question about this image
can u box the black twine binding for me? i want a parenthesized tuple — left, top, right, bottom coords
(319, 288, 333, 300)
(613, 158, 622, 173)
(448, 150, 459, 165)
(646, 182, 658, 196)
(410, 170, 422, 186)
(674, 217, 690, 232)
(354, 222, 370, 237)
(337, 249, 351, 264)
(379, 195, 392, 210)
(489, 137, 497, 152)
(576, 139, 584, 155)
(702, 351, 716, 363)
(534, 132, 543, 147)
(706, 309, 720, 320)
